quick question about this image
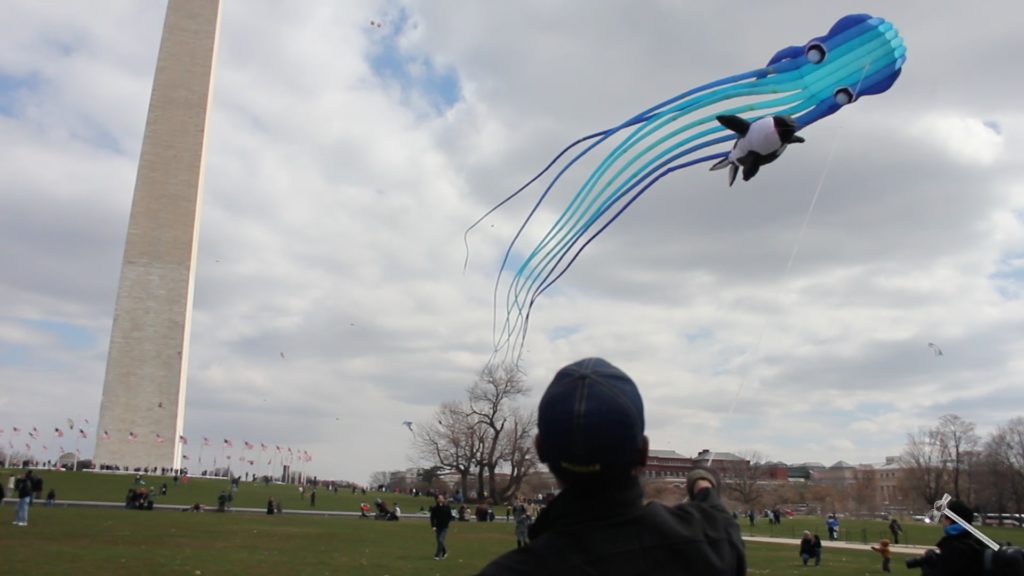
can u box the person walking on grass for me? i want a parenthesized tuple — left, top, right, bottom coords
(476, 357, 745, 575)
(430, 494, 453, 560)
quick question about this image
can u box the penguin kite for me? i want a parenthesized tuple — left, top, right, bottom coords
(709, 115, 805, 186)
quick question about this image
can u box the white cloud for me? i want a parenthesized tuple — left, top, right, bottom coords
(1, 1, 1022, 483)
(913, 114, 1005, 166)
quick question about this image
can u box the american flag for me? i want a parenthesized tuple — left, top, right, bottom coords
(128, 431, 138, 441)
(182, 454, 190, 460)
(79, 428, 88, 439)
(101, 430, 111, 440)
(244, 441, 254, 450)
(179, 435, 188, 445)
(155, 433, 165, 444)
(275, 445, 282, 453)
(25, 442, 31, 451)
(12, 426, 21, 433)
(260, 442, 267, 452)
(54, 427, 64, 438)
(223, 438, 233, 448)
(203, 436, 210, 447)
(29, 427, 39, 439)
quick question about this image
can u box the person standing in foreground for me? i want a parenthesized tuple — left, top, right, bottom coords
(476, 357, 746, 575)
(430, 494, 453, 560)
(931, 500, 986, 576)
(13, 470, 34, 526)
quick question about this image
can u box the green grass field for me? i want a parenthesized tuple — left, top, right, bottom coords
(0, 506, 899, 576)
(4, 471, 1022, 575)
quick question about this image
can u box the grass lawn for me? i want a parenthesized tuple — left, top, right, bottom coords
(4, 471, 1021, 574)
(3, 506, 901, 576)
(738, 515, 1022, 548)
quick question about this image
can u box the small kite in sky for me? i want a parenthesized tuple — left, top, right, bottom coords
(468, 13, 906, 362)
(928, 342, 944, 356)
(280, 352, 287, 360)
(401, 421, 414, 432)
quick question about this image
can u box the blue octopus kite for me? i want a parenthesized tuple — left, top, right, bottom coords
(469, 14, 906, 360)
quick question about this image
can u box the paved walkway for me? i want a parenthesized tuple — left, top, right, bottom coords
(745, 535, 929, 555)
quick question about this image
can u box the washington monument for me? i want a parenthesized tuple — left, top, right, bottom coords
(94, 0, 221, 469)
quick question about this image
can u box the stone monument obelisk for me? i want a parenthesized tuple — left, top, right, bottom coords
(94, 0, 221, 470)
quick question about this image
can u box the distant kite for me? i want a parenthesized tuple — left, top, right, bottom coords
(401, 421, 414, 432)
(928, 342, 944, 356)
(280, 352, 287, 360)
(468, 14, 906, 362)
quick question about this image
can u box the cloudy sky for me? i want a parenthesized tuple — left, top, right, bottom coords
(1, 1, 1021, 483)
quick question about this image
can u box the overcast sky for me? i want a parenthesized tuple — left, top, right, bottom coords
(1, 1, 1021, 484)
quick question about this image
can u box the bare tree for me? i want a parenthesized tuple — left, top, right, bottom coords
(368, 470, 390, 488)
(468, 363, 529, 503)
(722, 451, 768, 510)
(413, 401, 481, 498)
(974, 432, 1014, 523)
(937, 414, 979, 500)
(900, 426, 949, 508)
(991, 417, 1024, 514)
(496, 406, 538, 501)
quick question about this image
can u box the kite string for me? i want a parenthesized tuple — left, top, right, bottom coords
(724, 61, 873, 419)
(726, 121, 841, 418)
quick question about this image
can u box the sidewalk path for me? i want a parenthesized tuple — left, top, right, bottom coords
(744, 535, 929, 555)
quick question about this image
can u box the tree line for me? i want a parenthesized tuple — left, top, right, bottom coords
(902, 413, 1024, 516)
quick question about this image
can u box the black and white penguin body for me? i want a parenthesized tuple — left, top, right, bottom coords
(710, 115, 805, 185)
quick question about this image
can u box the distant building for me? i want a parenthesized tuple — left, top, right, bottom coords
(814, 460, 858, 486)
(763, 461, 790, 481)
(788, 462, 826, 481)
(643, 450, 694, 480)
(693, 449, 749, 479)
(868, 456, 908, 509)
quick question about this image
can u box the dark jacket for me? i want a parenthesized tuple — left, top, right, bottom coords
(477, 478, 745, 575)
(933, 529, 986, 576)
(799, 537, 816, 557)
(17, 476, 35, 499)
(431, 503, 453, 531)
